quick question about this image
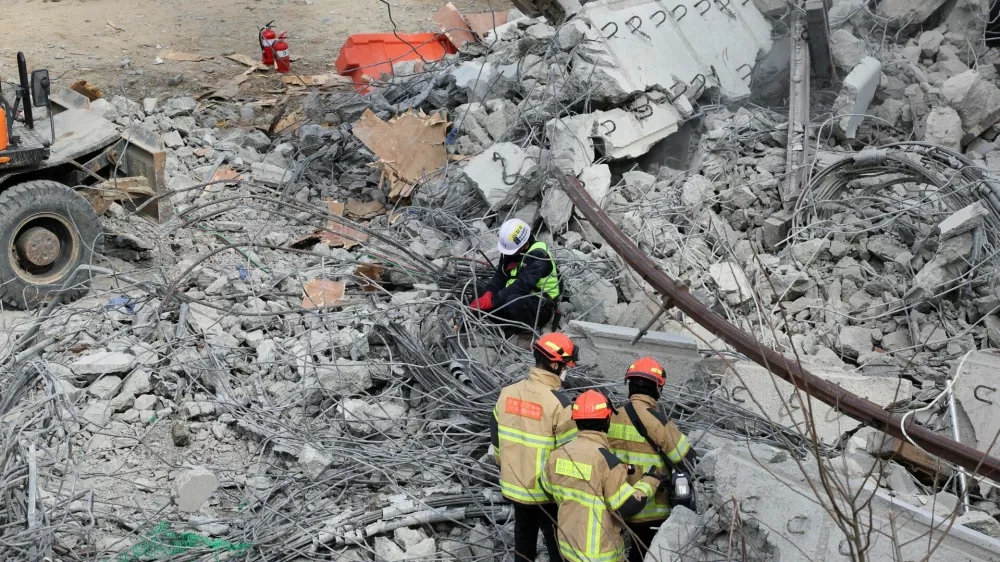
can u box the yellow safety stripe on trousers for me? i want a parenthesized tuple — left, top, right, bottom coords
(666, 434, 691, 463)
(608, 422, 645, 443)
(558, 540, 623, 562)
(497, 425, 558, 449)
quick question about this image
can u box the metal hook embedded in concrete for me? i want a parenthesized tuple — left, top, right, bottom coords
(737, 63, 752, 82)
(694, 0, 711, 15)
(599, 120, 616, 135)
(601, 21, 619, 39)
(671, 4, 688, 21)
(650, 10, 667, 26)
(974, 384, 996, 404)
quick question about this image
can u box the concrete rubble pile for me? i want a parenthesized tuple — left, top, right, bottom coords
(6, 0, 1000, 560)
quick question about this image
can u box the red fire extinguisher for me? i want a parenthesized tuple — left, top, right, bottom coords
(274, 32, 291, 74)
(259, 21, 276, 67)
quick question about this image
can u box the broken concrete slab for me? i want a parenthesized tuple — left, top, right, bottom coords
(250, 162, 291, 187)
(87, 376, 122, 400)
(710, 442, 1000, 561)
(837, 57, 882, 138)
(540, 185, 573, 232)
(877, 0, 950, 28)
(574, 0, 772, 103)
(298, 444, 333, 480)
(939, 201, 989, 240)
(70, 351, 136, 376)
(599, 99, 682, 160)
(643, 505, 704, 561)
(173, 466, 219, 512)
(943, 70, 1000, 139)
(579, 164, 612, 207)
(954, 351, 1000, 458)
(716, 362, 912, 444)
(567, 320, 700, 385)
(830, 28, 867, 69)
(708, 262, 753, 305)
(464, 142, 542, 208)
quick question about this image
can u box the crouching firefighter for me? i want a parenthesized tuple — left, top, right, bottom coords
(608, 357, 699, 562)
(470, 218, 560, 331)
(490, 333, 580, 561)
(540, 390, 667, 562)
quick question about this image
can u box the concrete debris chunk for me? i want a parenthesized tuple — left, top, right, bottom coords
(172, 466, 219, 512)
(923, 106, 964, 151)
(938, 202, 988, 240)
(298, 444, 333, 479)
(70, 351, 136, 375)
(830, 28, 867, 69)
(87, 376, 122, 400)
(250, 162, 291, 187)
(942, 70, 1000, 139)
(708, 263, 753, 305)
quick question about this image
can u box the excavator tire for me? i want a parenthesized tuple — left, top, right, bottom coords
(0, 180, 103, 309)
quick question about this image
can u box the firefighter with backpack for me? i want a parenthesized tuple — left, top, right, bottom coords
(608, 357, 699, 562)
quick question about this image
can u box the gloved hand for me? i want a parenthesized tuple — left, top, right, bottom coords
(644, 466, 668, 487)
(470, 292, 494, 311)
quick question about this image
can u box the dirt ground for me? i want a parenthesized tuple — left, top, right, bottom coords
(1, 0, 508, 100)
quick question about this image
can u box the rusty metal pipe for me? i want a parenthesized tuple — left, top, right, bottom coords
(557, 173, 1000, 482)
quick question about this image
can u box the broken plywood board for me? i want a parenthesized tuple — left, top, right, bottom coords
(301, 280, 346, 310)
(352, 109, 448, 199)
(344, 200, 385, 220)
(322, 201, 370, 249)
(434, 2, 479, 49)
(70, 80, 103, 101)
(465, 11, 510, 37)
(280, 74, 353, 87)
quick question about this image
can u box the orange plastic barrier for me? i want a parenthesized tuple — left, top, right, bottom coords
(335, 33, 457, 92)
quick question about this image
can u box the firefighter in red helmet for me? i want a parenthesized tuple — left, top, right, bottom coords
(608, 357, 698, 562)
(490, 332, 579, 561)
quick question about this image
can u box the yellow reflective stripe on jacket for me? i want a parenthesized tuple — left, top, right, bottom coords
(609, 447, 663, 469)
(504, 241, 560, 299)
(607, 482, 636, 510)
(497, 425, 557, 449)
(667, 434, 691, 463)
(632, 480, 654, 498)
(501, 481, 550, 503)
(555, 427, 578, 447)
(544, 482, 605, 508)
(558, 541, 623, 562)
(608, 422, 645, 443)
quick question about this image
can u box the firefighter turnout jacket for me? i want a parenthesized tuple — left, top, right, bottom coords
(608, 394, 692, 522)
(491, 367, 576, 504)
(540, 430, 661, 562)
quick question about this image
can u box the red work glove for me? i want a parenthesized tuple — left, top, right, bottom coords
(470, 292, 495, 311)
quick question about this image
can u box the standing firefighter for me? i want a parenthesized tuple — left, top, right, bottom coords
(470, 218, 560, 331)
(490, 333, 579, 561)
(608, 357, 697, 562)
(540, 390, 665, 562)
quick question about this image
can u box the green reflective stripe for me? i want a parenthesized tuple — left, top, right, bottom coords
(608, 422, 645, 443)
(555, 427, 578, 447)
(545, 482, 604, 508)
(633, 480, 654, 498)
(504, 241, 560, 299)
(608, 482, 635, 510)
(501, 481, 549, 503)
(630, 500, 671, 521)
(667, 434, 691, 463)
(609, 448, 663, 469)
(558, 541, 622, 562)
(497, 426, 557, 449)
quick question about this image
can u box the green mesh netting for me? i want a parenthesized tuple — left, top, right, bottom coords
(114, 521, 251, 561)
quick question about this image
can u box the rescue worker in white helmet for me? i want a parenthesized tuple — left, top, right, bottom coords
(608, 357, 698, 562)
(470, 218, 560, 331)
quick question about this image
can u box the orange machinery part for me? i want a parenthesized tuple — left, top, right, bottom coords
(335, 33, 456, 93)
(0, 107, 8, 152)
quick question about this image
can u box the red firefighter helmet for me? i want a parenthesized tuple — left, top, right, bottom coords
(625, 356, 666, 388)
(532, 332, 578, 367)
(572, 390, 614, 420)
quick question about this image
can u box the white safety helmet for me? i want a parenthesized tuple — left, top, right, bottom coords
(497, 218, 531, 255)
